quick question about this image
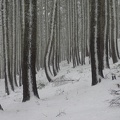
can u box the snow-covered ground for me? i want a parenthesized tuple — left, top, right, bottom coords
(0, 60, 120, 120)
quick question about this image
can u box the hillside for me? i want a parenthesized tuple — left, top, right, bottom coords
(0, 60, 120, 120)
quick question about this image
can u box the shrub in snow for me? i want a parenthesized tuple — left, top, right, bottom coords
(110, 89, 120, 107)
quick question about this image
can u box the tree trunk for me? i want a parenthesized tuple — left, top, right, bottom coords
(2, 0, 14, 95)
(104, 0, 110, 68)
(44, 0, 57, 82)
(90, 0, 99, 86)
(110, 0, 118, 63)
(22, 0, 39, 102)
(0, 104, 3, 111)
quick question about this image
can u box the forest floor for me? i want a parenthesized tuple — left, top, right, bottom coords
(0, 58, 120, 120)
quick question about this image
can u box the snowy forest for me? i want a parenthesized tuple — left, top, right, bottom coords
(0, 0, 120, 120)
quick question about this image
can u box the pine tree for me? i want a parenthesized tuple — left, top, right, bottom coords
(2, 0, 14, 95)
(44, 0, 57, 82)
(90, 0, 99, 86)
(22, 0, 39, 102)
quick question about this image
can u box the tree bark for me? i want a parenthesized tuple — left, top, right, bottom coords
(90, 0, 99, 86)
(22, 0, 39, 102)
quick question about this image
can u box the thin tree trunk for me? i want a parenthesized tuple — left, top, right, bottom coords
(44, 0, 57, 82)
(2, 0, 14, 95)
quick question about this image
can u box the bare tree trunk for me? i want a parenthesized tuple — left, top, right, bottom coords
(22, 0, 39, 102)
(2, 0, 14, 95)
(104, 0, 110, 68)
(19, 0, 24, 86)
(11, 0, 18, 88)
(97, 0, 105, 78)
(110, 0, 118, 63)
(44, 0, 57, 82)
(90, 0, 100, 86)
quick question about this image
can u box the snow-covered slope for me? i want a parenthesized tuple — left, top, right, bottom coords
(0, 60, 120, 120)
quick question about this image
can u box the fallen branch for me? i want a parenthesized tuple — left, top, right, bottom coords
(55, 79, 79, 82)
(110, 96, 120, 107)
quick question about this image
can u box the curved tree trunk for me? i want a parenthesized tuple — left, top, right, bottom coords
(44, 0, 57, 82)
